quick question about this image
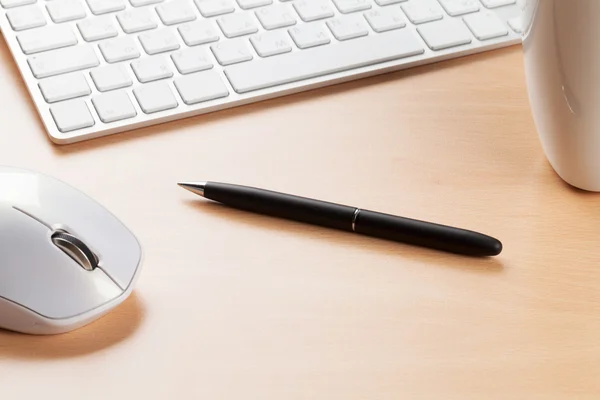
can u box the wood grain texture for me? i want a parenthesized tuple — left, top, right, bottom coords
(1, 39, 600, 399)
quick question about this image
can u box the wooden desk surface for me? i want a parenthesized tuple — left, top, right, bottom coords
(2, 40, 600, 399)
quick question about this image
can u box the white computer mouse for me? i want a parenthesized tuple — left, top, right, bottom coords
(0, 166, 143, 335)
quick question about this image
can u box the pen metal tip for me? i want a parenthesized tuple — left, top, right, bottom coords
(178, 182, 207, 197)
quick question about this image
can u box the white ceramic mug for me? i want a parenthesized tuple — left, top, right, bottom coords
(522, 0, 600, 191)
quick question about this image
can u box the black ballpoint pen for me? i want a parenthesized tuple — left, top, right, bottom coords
(178, 182, 503, 257)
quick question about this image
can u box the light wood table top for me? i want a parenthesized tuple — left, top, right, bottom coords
(2, 39, 600, 399)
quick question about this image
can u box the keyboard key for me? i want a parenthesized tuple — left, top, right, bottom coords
(90, 64, 132, 91)
(178, 20, 220, 45)
(217, 12, 258, 38)
(131, 55, 173, 82)
(236, 0, 271, 10)
(508, 16, 522, 33)
(480, 0, 515, 8)
(463, 12, 508, 40)
(156, 0, 196, 25)
(332, 0, 371, 14)
(0, 0, 35, 9)
(7, 5, 45, 31)
(117, 8, 157, 33)
(86, 0, 125, 15)
(39, 72, 90, 103)
(288, 23, 330, 49)
(364, 8, 405, 32)
(210, 38, 252, 65)
(401, 0, 443, 24)
(293, 0, 334, 22)
(225, 29, 424, 93)
(77, 16, 118, 41)
(133, 81, 178, 113)
(46, 0, 86, 23)
(130, 0, 162, 6)
(99, 36, 140, 62)
(326, 16, 368, 40)
(171, 47, 213, 74)
(139, 28, 180, 54)
(250, 30, 292, 57)
(50, 99, 94, 132)
(174, 70, 229, 105)
(92, 91, 137, 123)
(417, 18, 472, 50)
(194, 0, 234, 17)
(437, 0, 479, 16)
(255, 4, 296, 29)
(28, 45, 99, 78)
(374, 0, 405, 4)
(17, 25, 77, 54)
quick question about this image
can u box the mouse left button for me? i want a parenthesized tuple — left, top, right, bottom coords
(0, 206, 124, 319)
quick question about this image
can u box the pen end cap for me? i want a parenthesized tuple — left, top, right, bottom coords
(488, 239, 503, 256)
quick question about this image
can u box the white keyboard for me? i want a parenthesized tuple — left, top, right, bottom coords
(0, 0, 523, 144)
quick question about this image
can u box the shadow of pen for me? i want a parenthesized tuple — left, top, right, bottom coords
(184, 200, 506, 274)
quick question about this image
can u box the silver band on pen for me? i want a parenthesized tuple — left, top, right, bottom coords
(351, 208, 361, 232)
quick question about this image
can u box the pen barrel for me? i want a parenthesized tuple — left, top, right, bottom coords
(205, 183, 356, 230)
(354, 210, 502, 257)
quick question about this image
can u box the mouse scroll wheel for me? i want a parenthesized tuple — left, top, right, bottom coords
(51, 231, 99, 271)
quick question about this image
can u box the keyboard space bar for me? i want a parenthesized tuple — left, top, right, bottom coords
(224, 30, 425, 94)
